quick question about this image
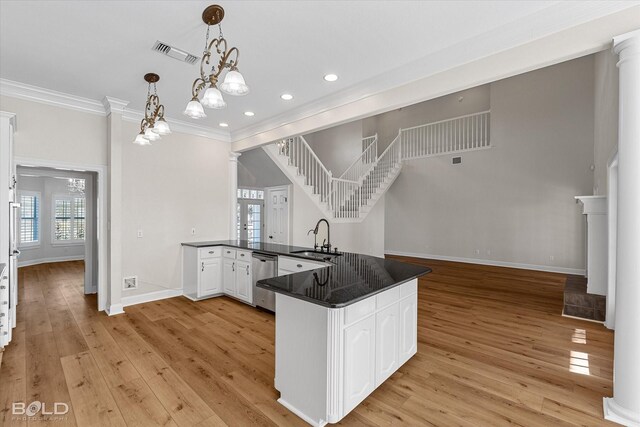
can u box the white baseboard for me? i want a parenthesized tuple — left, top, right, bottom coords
(121, 288, 183, 308)
(384, 250, 586, 276)
(18, 255, 84, 268)
(106, 303, 124, 316)
(604, 397, 640, 427)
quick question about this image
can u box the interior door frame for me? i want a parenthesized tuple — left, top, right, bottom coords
(606, 151, 618, 330)
(237, 198, 265, 242)
(15, 156, 107, 312)
(265, 185, 291, 245)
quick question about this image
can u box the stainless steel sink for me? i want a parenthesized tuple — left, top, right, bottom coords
(291, 250, 343, 261)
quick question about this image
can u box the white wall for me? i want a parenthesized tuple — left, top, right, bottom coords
(384, 55, 596, 273)
(593, 49, 619, 195)
(0, 96, 107, 165)
(16, 174, 87, 265)
(120, 120, 231, 297)
(304, 121, 364, 177)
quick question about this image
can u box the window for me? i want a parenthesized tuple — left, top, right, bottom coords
(52, 195, 86, 244)
(19, 191, 40, 247)
(237, 188, 264, 200)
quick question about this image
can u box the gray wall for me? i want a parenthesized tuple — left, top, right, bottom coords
(16, 170, 92, 265)
(238, 148, 290, 188)
(384, 55, 596, 272)
(593, 49, 619, 195)
(304, 120, 364, 177)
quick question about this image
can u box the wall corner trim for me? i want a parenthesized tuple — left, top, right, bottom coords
(106, 303, 125, 316)
(102, 96, 129, 115)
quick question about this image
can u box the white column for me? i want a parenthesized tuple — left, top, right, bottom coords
(102, 96, 129, 316)
(604, 29, 640, 427)
(229, 152, 241, 240)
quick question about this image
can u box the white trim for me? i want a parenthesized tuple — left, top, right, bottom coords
(1, 78, 106, 115)
(18, 255, 84, 268)
(606, 152, 618, 330)
(384, 250, 586, 276)
(14, 156, 108, 312)
(604, 397, 640, 427)
(121, 288, 183, 308)
(0, 111, 17, 130)
(106, 303, 124, 316)
(561, 313, 604, 324)
(102, 96, 129, 115)
(17, 190, 41, 248)
(277, 398, 326, 427)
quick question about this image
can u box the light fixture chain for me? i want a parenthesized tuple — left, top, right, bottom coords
(204, 25, 210, 53)
(218, 23, 223, 40)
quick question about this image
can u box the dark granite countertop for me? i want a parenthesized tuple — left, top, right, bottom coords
(181, 240, 431, 308)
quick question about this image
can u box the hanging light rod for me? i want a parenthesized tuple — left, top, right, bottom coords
(184, 4, 249, 119)
(133, 73, 171, 145)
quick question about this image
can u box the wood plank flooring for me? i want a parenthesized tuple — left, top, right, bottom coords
(0, 259, 614, 426)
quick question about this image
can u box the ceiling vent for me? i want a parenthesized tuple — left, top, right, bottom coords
(152, 40, 199, 65)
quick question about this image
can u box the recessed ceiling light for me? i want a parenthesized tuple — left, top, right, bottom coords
(219, 122, 229, 127)
(280, 93, 294, 101)
(324, 74, 338, 82)
(244, 111, 255, 117)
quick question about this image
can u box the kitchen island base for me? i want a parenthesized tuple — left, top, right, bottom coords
(274, 279, 418, 426)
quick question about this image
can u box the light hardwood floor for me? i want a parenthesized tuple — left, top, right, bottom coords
(0, 258, 615, 426)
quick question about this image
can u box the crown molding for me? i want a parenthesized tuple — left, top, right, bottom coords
(0, 78, 230, 142)
(102, 96, 129, 115)
(121, 108, 231, 142)
(0, 78, 106, 115)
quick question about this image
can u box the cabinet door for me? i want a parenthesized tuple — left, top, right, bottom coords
(398, 295, 417, 366)
(199, 258, 221, 296)
(375, 303, 399, 387)
(223, 259, 236, 295)
(235, 260, 252, 304)
(343, 315, 375, 415)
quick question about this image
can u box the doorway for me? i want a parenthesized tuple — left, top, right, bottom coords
(265, 185, 290, 245)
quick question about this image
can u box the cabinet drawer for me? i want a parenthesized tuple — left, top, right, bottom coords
(344, 297, 376, 325)
(223, 247, 236, 259)
(199, 247, 221, 259)
(279, 256, 326, 272)
(399, 280, 417, 298)
(236, 250, 251, 261)
(376, 286, 400, 309)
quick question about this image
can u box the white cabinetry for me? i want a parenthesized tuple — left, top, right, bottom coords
(343, 315, 376, 414)
(183, 246, 252, 304)
(274, 279, 419, 426)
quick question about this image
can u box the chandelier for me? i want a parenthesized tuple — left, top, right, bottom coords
(184, 4, 249, 119)
(133, 73, 171, 145)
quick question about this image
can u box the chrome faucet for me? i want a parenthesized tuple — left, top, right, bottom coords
(308, 218, 332, 252)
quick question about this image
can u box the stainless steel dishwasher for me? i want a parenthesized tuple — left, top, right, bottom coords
(252, 252, 278, 312)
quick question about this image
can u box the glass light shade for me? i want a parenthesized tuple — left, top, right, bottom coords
(201, 87, 227, 109)
(154, 118, 171, 135)
(144, 128, 160, 141)
(183, 99, 207, 119)
(219, 70, 249, 96)
(133, 133, 150, 146)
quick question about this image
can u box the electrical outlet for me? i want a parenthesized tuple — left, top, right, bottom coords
(191, 227, 196, 235)
(549, 255, 555, 262)
(475, 249, 480, 255)
(486, 249, 491, 256)
(137, 230, 143, 238)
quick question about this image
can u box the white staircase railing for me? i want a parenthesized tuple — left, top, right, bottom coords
(400, 110, 490, 159)
(271, 111, 491, 221)
(277, 136, 333, 209)
(339, 134, 378, 183)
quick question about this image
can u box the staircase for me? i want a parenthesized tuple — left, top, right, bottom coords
(263, 110, 490, 223)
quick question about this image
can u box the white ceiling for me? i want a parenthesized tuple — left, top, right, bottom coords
(0, 1, 637, 140)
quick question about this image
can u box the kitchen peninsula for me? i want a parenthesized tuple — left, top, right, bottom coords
(183, 239, 430, 426)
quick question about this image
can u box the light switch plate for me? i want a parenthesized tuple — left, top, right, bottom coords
(137, 230, 143, 238)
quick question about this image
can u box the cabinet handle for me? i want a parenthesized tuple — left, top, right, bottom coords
(246, 265, 250, 275)
(232, 262, 235, 272)
(297, 264, 302, 268)
(201, 262, 205, 272)
(208, 251, 214, 254)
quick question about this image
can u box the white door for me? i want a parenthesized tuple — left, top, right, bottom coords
(200, 258, 221, 296)
(343, 315, 376, 414)
(266, 186, 289, 244)
(235, 260, 252, 303)
(223, 259, 236, 295)
(398, 296, 418, 365)
(375, 303, 399, 386)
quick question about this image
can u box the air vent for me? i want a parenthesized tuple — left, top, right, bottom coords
(152, 40, 199, 65)
(123, 276, 138, 290)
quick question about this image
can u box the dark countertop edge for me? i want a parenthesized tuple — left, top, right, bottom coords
(257, 271, 429, 308)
